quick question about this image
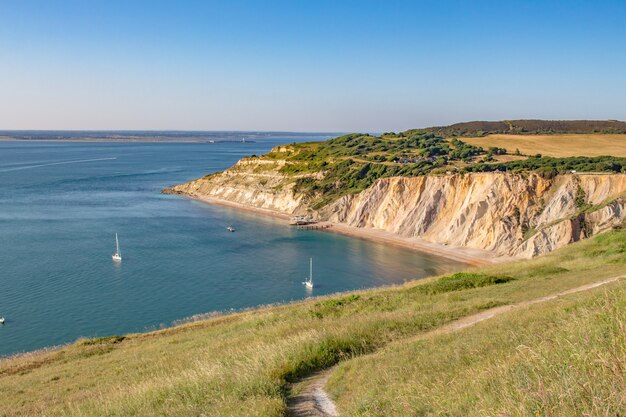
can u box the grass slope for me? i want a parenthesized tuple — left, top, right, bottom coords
(0, 230, 624, 416)
(328, 284, 625, 416)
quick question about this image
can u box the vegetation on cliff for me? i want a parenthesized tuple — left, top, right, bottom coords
(0, 229, 623, 416)
(257, 129, 626, 208)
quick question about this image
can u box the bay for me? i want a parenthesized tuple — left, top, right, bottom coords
(0, 136, 464, 356)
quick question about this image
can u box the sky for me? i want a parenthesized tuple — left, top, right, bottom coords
(1, 0, 625, 132)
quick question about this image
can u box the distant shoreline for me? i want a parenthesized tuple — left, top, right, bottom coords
(167, 192, 510, 267)
(0, 131, 341, 144)
(0, 138, 258, 144)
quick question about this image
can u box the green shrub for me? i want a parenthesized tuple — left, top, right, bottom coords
(417, 272, 515, 294)
(310, 295, 362, 318)
(78, 335, 126, 346)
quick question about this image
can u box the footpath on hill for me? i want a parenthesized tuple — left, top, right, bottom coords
(286, 274, 625, 417)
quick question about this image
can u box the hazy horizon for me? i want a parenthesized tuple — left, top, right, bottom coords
(1, 1, 625, 131)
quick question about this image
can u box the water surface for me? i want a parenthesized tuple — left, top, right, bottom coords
(0, 137, 465, 356)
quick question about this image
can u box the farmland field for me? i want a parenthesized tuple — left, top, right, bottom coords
(462, 134, 626, 157)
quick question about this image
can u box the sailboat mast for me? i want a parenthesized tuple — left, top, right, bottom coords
(116, 233, 120, 255)
(310, 258, 313, 281)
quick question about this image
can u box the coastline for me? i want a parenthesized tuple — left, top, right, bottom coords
(0, 138, 254, 144)
(326, 223, 515, 266)
(168, 191, 513, 266)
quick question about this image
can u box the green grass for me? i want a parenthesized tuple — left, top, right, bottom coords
(414, 272, 515, 294)
(328, 284, 625, 417)
(0, 230, 624, 416)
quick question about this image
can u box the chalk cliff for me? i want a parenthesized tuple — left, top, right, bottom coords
(166, 157, 311, 214)
(165, 156, 626, 258)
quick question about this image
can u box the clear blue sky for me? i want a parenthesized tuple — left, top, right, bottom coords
(1, 0, 625, 132)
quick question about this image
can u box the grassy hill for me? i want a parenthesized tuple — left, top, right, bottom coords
(328, 282, 624, 416)
(1, 228, 624, 416)
(252, 124, 626, 209)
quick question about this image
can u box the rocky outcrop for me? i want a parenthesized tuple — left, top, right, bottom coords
(164, 157, 312, 215)
(165, 157, 626, 258)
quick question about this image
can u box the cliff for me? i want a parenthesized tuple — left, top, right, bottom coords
(165, 157, 626, 259)
(166, 157, 311, 214)
(322, 173, 626, 257)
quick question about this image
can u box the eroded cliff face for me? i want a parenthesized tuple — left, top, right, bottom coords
(165, 157, 311, 215)
(165, 157, 626, 258)
(322, 173, 626, 257)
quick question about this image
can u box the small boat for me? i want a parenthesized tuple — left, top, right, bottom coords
(112, 233, 122, 262)
(227, 226, 236, 232)
(303, 257, 314, 289)
(0, 317, 5, 325)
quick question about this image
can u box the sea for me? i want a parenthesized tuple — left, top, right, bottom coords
(0, 133, 465, 356)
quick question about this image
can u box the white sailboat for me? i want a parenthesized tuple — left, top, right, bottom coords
(112, 233, 122, 262)
(0, 317, 5, 325)
(303, 258, 314, 289)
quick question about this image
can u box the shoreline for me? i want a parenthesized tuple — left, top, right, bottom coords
(0, 138, 256, 144)
(1, 191, 510, 360)
(168, 191, 513, 266)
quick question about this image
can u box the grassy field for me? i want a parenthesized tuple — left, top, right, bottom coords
(0, 230, 624, 416)
(328, 284, 625, 416)
(463, 133, 626, 157)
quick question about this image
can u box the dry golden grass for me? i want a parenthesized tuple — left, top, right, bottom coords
(462, 134, 626, 157)
(328, 283, 625, 416)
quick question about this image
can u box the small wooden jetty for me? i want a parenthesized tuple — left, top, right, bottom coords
(296, 222, 332, 231)
(289, 215, 316, 226)
(289, 216, 332, 230)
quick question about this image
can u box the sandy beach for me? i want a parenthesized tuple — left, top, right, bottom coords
(325, 222, 515, 266)
(171, 192, 513, 266)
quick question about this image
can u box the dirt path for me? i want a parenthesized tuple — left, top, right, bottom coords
(287, 368, 339, 416)
(429, 274, 625, 335)
(285, 275, 624, 417)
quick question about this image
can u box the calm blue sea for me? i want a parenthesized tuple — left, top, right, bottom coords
(0, 137, 465, 356)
